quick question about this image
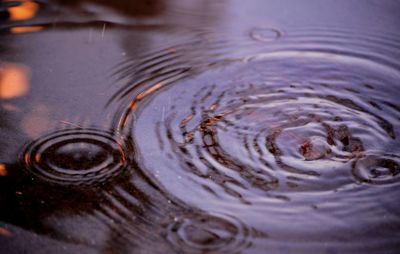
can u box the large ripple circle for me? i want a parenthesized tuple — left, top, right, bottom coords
(132, 50, 400, 201)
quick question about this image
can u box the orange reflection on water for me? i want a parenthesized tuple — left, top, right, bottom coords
(21, 103, 54, 139)
(2, 103, 21, 112)
(8, 0, 39, 21)
(0, 63, 30, 99)
(136, 82, 163, 100)
(0, 164, 7, 177)
(10, 26, 43, 34)
(22, 104, 51, 138)
(0, 227, 12, 237)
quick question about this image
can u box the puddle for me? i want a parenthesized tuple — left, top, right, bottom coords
(1, 0, 400, 253)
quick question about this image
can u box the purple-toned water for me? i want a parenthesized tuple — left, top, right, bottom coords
(1, 1, 400, 253)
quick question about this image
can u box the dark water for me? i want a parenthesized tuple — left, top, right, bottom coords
(1, 1, 400, 253)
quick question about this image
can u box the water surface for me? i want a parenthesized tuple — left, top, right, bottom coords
(1, 1, 400, 253)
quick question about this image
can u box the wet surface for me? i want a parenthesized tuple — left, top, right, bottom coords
(1, 0, 400, 253)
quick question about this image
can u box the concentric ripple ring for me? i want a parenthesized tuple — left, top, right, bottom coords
(352, 153, 400, 185)
(23, 128, 130, 186)
(166, 213, 251, 253)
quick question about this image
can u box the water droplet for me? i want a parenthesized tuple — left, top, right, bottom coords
(250, 27, 281, 42)
(299, 138, 331, 161)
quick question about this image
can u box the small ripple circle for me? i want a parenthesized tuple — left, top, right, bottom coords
(352, 153, 400, 185)
(23, 128, 130, 186)
(166, 213, 251, 253)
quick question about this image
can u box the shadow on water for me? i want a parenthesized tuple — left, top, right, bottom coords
(1, 0, 400, 254)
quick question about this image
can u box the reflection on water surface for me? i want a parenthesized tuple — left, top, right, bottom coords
(1, 0, 400, 253)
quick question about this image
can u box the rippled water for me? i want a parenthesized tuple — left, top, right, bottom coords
(1, 1, 400, 253)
